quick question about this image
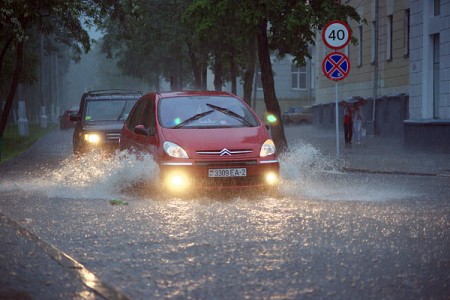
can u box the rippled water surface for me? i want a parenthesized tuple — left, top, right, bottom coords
(1, 137, 447, 299)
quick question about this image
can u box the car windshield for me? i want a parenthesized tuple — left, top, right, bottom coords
(84, 99, 137, 121)
(158, 96, 259, 128)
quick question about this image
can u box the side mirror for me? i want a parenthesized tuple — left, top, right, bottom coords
(134, 125, 149, 136)
(70, 114, 81, 122)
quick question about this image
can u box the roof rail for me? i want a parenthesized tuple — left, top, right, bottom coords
(87, 89, 142, 96)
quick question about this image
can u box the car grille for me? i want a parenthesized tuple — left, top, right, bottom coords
(106, 132, 120, 141)
(195, 160, 257, 166)
(196, 149, 253, 157)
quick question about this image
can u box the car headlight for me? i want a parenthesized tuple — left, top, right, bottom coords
(84, 133, 102, 144)
(260, 139, 276, 157)
(265, 172, 279, 185)
(164, 141, 189, 158)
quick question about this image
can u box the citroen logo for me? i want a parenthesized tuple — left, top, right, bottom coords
(219, 148, 232, 156)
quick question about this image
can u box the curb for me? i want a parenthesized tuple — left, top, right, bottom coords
(1, 212, 130, 300)
(342, 167, 438, 177)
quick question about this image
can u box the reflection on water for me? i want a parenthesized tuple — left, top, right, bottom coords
(0, 142, 412, 202)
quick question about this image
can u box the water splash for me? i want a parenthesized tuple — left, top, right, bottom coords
(1, 151, 160, 200)
(0, 142, 413, 202)
(279, 141, 412, 201)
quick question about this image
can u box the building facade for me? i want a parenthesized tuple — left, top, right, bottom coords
(405, 0, 450, 152)
(315, 0, 410, 104)
(313, 0, 449, 152)
(216, 53, 315, 117)
(218, 0, 449, 152)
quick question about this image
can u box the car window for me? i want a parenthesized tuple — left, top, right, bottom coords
(158, 96, 259, 128)
(127, 98, 147, 130)
(141, 98, 156, 133)
(85, 99, 137, 121)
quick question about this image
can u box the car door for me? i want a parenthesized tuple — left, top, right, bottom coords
(139, 95, 158, 155)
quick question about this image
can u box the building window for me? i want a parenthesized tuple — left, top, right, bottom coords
(291, 64, 306, 90)
(358, 25, 363, 66)
(433, 34, 440, 118)
(404, 9, 410, 57)
(387, 15, 393, 61)
(434, 0, 440, 16)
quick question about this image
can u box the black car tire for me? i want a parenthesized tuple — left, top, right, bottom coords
(73, 135, 83, 154)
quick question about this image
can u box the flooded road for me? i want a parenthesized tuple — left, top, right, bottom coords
(0, 128, 449, 299)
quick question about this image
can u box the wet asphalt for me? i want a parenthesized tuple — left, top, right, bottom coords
(0, 126, 449, 299)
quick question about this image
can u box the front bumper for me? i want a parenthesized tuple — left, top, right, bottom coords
(159, 159, 280, 191)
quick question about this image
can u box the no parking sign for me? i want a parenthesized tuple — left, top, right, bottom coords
(322, 52, 350, 81)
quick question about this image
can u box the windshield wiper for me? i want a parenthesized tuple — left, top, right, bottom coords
(172, 110, 214, 128)
(206, 103, 254, 127)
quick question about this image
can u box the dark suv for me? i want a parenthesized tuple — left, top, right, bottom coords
(70, 89, 142, 154)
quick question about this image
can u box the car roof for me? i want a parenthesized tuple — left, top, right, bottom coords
(149, 90, 236, 99)
(83, 89, 142, 101)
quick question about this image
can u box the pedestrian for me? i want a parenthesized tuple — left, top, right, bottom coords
(343, 107, 353, 146)
(352, 106, 364, 144)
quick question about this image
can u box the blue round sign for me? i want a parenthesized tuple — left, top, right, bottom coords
(322, 52, 350, 81)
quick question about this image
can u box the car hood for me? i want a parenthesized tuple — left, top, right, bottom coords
(161, 127, 268, 158)
(82, 121, 124, 132)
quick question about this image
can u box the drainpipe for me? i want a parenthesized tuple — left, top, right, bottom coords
(370, 0, 379, 136)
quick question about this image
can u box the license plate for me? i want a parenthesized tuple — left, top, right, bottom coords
(208, 168, 247, 177)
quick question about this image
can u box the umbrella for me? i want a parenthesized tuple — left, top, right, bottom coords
(339, 96, 367, 107)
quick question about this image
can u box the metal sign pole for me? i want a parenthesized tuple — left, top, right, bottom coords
(335, 81, 339, 158)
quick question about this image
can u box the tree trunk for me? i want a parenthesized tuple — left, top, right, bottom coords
(243, 35, 256, 106)
(186, 40, 202, 90)
(256, 18, 288, 153)
(213, 50, 222, 91)
(0, 41, 24, 138)
(0, 36, 13, 76)
(201, 63, 207, 90)
(229, 47, 237, 95)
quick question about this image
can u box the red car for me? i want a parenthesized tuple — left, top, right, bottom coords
(59, 106, 78, 130)
(120, 91, 280, 193)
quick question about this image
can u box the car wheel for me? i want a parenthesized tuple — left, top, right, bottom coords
(73, 136, 83, 154)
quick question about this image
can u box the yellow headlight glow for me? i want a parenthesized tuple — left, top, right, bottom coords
(84, 133, 101, 144)
(165, 172, 190, 192)
(265, 172, 279, 185)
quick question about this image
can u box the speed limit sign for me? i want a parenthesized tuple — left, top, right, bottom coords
(322, 20, 351, 50)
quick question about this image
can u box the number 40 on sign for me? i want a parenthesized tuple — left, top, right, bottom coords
(322, 20, 351, 50)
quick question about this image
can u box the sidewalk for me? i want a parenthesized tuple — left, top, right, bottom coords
(284, 125, 450, 177)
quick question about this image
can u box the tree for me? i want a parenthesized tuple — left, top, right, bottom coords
(186, 0, 361, 153)
(99, 0, 362, 153)
(0, 0, 118, 138)
(101, 0, 197, 90)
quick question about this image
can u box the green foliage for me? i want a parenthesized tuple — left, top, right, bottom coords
(0, 0, 122, 137)
(100, 0, 195, 88)
(0, 123, 56, 163)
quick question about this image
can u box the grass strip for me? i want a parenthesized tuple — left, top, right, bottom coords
(0, 123, 55, 163)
